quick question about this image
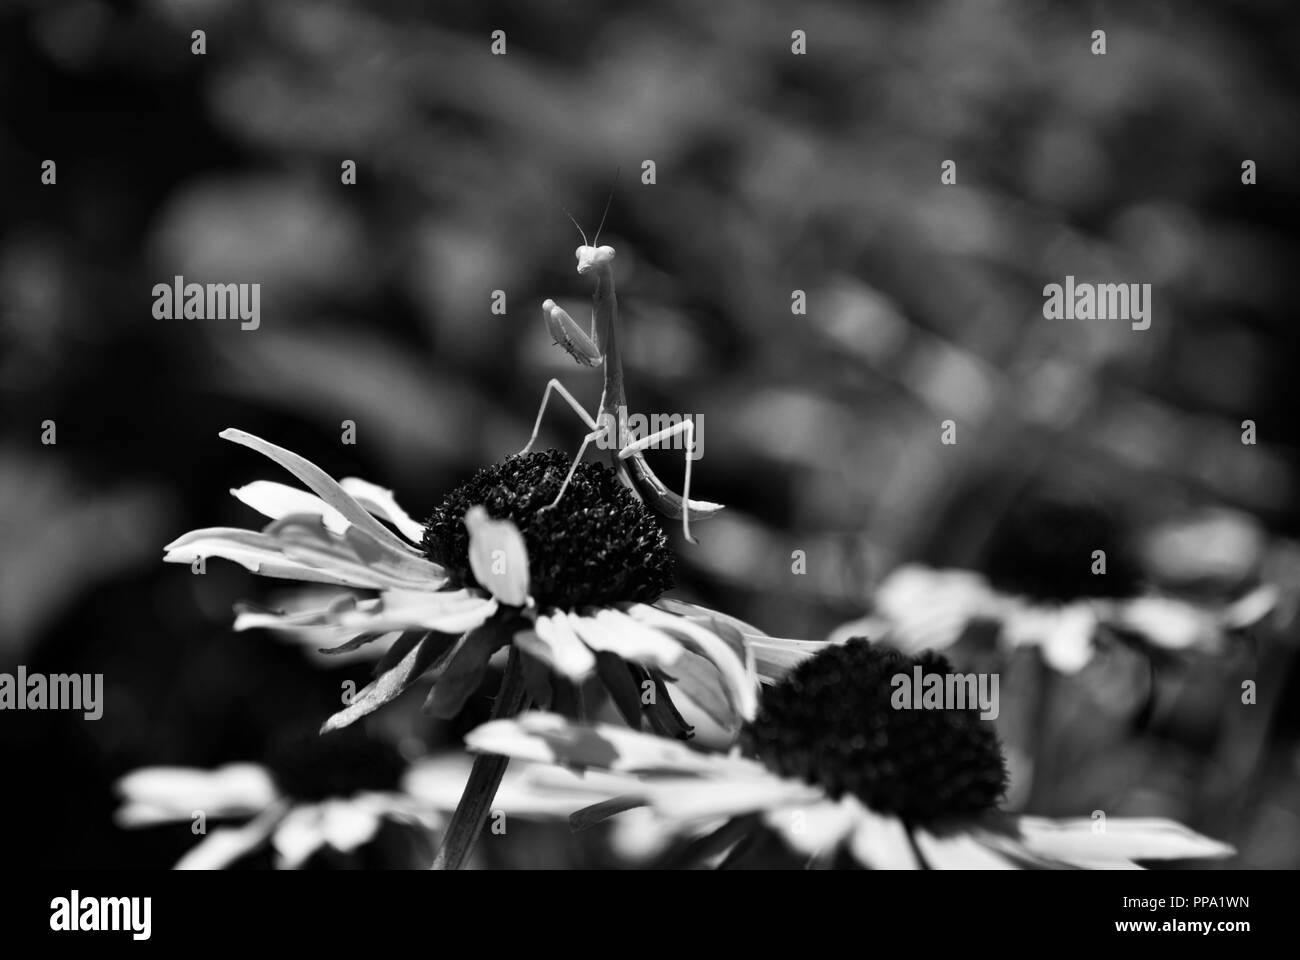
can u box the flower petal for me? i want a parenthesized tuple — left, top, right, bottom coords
(627, 604, 756, 720)
(516, 613, 597, 680)
(1014, 816, 1235, 863)
(320, 630, 463, 732)
(174, 801, 288, 870)
(317, 799, 382, 853)
(465, 712, 724, 775)
(846, 802, 921, 869)
(219, 429, 422, 558)
(765, 798, 857, 858)
(165, 527, 392, 588)
(235, 589, 495, 636)
(567, 609, 683, 670)
(115, 764, 279, 825)
(912, 828, 1019, 869)
(464, 506, 530, 606)
(339, 477, 427, 544)
(231, 481, 349, 534)
(424, 618, 516, 719)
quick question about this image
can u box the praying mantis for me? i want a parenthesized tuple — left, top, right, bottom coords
(517, 194, 723, 543)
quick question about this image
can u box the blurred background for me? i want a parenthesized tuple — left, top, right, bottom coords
(0, 0, 1297, 868)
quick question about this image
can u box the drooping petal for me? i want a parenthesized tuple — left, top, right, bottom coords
(320, 631, 463, 733)
(567, 609, 683, 670)
(424, 617, 516, 719)
(1013, 816, 1235, 863)
(464, 506, 530, 607)
(627, 604, 756, 720)
(339, 477, 427, 544)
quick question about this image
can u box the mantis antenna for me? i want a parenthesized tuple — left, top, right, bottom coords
(592, 168, 620, 247)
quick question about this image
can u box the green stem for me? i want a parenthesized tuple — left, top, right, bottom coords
(430, 646, 531, 870)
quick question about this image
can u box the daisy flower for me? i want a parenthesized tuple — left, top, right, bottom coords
(464, 639, 1236, 869)
(163, 429, 759, 736)
(114, 726, 440, 870)
(838, 499, 1275, 674)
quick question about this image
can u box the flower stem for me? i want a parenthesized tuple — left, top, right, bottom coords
(430, 646, 531, 870)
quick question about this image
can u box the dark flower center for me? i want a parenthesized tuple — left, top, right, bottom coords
(983, 498, 1141, 602)
(261, 726, 406, 803)
(741, 640, 1007, 826)
(421, 450, 675, 610)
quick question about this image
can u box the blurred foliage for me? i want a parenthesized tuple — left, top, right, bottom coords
(0, 0, 1297, 867)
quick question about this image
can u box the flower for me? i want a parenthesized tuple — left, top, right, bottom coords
(164, 429, 760, 735)
(839, 499, 1276, 674)
(115, 728, 597, 869)
(114, 726, 438, 869)
(464, 640, 1236, 869)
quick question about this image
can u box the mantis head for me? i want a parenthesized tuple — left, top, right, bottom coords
(575, 244, 615, 275)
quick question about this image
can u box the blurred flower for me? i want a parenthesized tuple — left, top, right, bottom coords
(840, 500, 1276, 673)
(165, 430, 762, 735)
(467, 640, 1235, 869)
(114, 727, 439, 869)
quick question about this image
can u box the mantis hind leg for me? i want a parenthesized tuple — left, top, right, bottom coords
(519, 379, 599, 456)
(618, 419, 722, 543)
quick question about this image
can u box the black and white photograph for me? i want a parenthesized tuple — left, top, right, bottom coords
(1, 0, 1295, 943)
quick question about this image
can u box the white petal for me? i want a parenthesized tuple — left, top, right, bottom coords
(464, 506, 530, 606)
(645, 772, 821, 823)
(465, 712, 724, 775)
(627, 604, 757, 720)
(340, 477, 427, 544)
(515, 613, 596, 680)
(764, 799, 856, 857)
(1109, 596, 1214, 650)
(174, 802, 287, 870)
(115, 764, 278, 824)
(567, 609, 683, 670)
(1014, 816, 1235, 863)
(220, 429, 422, 557)
(231, 481, 349, 534)
(164, 528, 392, 588)
(747, 636, 840, 684)
(235, 588, 495, 636)
(272, 804, 329, 869)
(846, 802, 920, 869)
(913, 828, 1019, 869)
(874, 566, 994, 653)
(1004, 602, 1097, 673)
(317, 799, 382, 852)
